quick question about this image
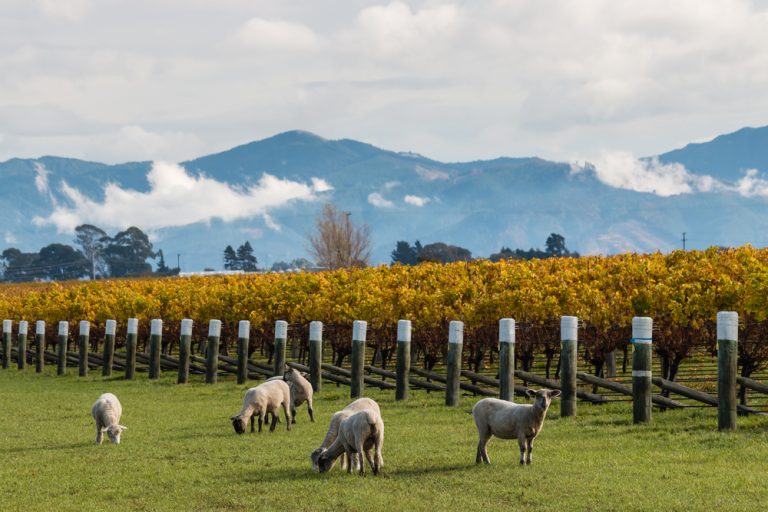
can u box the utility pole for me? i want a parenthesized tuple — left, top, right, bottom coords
(177, 253, 181, 271)
(681, 232, 687, 251)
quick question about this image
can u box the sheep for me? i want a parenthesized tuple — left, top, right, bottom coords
(472, 388, 561, 465)
(310, 397, 380, 472)
(284, 367, 314, 423)
(91, 392, 127, 445)
(231, 379, 292, 434)
(315, 408, 384, 476)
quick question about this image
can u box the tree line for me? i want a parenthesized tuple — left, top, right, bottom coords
(0, 224, 177, 283)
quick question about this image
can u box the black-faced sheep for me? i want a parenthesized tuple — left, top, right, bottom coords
(310, 397, 380, 471)
(316, 408, 384, 476)
(231, 379, 292, 434)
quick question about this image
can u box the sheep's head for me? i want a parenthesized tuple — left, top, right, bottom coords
(231, 416, 246, 435)
(107, 425, 127, 444)
(310, 447, 324, 471)
(526, 388, 561, 411)
(316, 449, 337, 473)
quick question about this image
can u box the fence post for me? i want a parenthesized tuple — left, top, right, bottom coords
(632, 316, 653, 424)
(446, 320, 464, 406)
(499, 318, 515, 401)
(178, 319, 193, 384)
(78, 321, 90, 377)
(125, 318, 138, 380)
(2, 320, 11, 369)
(237, 320, 250, 385)
(149, 319, 162, 380)
(606, 350, 617, 378)
(206, 319, 221, 384)
(102, 320, 116, 377)
(717, 311, 738, 431)
(396, 319, 412, 401)
(18, 321, 28, 370)
(273, 320, 287, 377)
(308, 321, 323, 392)
(350, 320, 367, 398)
(35, 321, 45, 373)
(560, 316, 578, 417)
(57, 321, 68, 376)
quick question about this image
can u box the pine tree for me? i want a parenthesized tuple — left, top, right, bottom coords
(236, 242, 258, 272)
(224, 245, 238, 270)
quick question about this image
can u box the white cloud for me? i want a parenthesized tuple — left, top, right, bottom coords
(384, 181, 400, 190)
(310, 177, 333, 193)
(233, 18, 320, 51)
(367, 192, 395, 208)
(33, 162, 51, 195)
(572, 152, 724, 197)
(32, 161, 332, 232)
(404, 194, 430, 207)
(414, 165, 449, 182)
(4, 231, 17, 244)
(733, 169, 768, 198)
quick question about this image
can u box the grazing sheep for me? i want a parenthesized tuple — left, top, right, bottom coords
(231, 379, 292, 434)
(316, 408, 384, 476)
(310, 398, 380, 471)
(91, 393, 127, 445)
(284, 367, 314, 423)
(473, 389, 561, 465)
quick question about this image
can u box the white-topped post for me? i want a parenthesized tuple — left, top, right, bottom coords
(178, 319, 193, 384)
(102, 320, 117, 377)
(237, 320, 251, 385)
(631, 317, 653, 423)
(34, 320, 45, 373)
(205, 319, 222, 384)
(396, 320, 412, 401)
(273, 320, 288, 378)
(308, 321, 323, 392)
(17, 320, 28, 370)
(560, 316, 578, 417)
(149, 319, 163, 379)
(446, 320, 464, 406)
(499, 318, 515, 401)
(717, 311, 739, 431)
(57, 321, 69, 375)
(2, 320, 12, 369)
(78, 320, 90, 377)
(350, 320, 367, 398)
(125, 318, 138, 380)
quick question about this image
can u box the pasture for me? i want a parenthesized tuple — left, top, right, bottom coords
(1, 370, 767, 511)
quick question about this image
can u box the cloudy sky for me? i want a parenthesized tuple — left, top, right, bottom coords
(2, 0, 768, 166)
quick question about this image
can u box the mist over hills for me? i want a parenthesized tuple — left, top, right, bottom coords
(2, 126, 768, 271)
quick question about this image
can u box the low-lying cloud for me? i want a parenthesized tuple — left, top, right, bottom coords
(404, 194, 430, 206)
(367, 192, 395, 208)
(33, 161, 332, 232)
(572, 152, 723, 197)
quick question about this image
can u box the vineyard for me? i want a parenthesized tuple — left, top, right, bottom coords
(3, 246, 768, 399)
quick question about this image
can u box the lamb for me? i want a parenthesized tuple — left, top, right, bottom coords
(284, 368, 314, 423)
(315, 408, 384, 476)
(91, 393, 127, 445)
(472, 388, 561, 465)
(231, 379, 292, 434)
(310, 397, 380, 472)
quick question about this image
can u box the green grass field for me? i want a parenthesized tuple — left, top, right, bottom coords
(1, 368, 767, 512)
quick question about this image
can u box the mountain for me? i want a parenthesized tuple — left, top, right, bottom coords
(2, 127, 768, 271)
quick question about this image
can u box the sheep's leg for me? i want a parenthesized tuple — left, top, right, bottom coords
(250, 413, 256, 433)
(269, 412, 279, 432)
(345, 448, 355, 474)
(291, 406, 297, 424)
(364, 448, 376, 476)
(340, 453, 348, 471)
(526, 437, 534, 465)
(283, 402, 292, 431)
(517, 436, 526, 465)
(373, 442, 383, 475)
(476, 431, 491, 464)
(308, 399, 315, 422)
(95, 428, 103, 445)
(258, 414, 263, 433)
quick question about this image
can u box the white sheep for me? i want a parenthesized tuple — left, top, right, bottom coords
(315, 408, 384, 476)
(310, 397, 381, 472)
(91, 393, 127, 445)
(472, 388, 561, 465)
(231, 379, 292, 434)
(284, 368, 314, 423)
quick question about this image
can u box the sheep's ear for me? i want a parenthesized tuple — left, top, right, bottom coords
(119, 425, 127, 431)
(230, 416, 238, 421)
(525, 389, 536, 398)
(548, 390, 562, 398)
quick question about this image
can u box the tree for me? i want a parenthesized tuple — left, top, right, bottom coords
(308, 203, 371, 270)
(103, 226, 156, 277)
(270, 258, 314, 272)
(36, 243, 90, 280)
(154, 249, 180, 276)
(391, 241, 420, 265)
(236, 241, 258, 272)
(418, 242, 472, 263)
(74, 224, 108, 279)
(545, 233, 567, 257)
(223, 245, 238, 270)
